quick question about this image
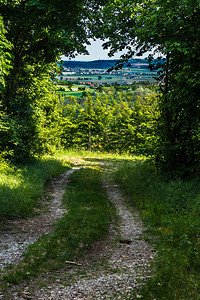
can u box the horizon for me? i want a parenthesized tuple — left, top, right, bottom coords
(61, 57, 148, 62)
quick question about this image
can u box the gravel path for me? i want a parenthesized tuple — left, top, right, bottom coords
(0, 161, 156, 299)
(0, 167, 80, 272)
(22, 178, 155, 299)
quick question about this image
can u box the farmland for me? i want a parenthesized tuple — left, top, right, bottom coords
(58, 59, 157, 85)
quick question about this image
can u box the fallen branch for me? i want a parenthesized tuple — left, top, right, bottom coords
(65, 260, 83, 266)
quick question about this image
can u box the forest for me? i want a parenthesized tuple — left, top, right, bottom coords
(0, 0, 200, 299)
(0, 0, 199, 175)
(59, 85, 159, 154)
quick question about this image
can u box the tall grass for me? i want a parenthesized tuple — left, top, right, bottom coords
(0, 156, 71, 220)
(114, 161, 200, 299)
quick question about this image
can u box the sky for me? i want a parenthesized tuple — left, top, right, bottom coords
(61, 39, 154, 62)
(61, 39, 128, 62)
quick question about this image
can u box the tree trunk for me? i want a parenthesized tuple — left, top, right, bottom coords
(88, 130, 91, 151)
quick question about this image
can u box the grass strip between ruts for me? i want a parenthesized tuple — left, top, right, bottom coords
(1, 167, 114, 284)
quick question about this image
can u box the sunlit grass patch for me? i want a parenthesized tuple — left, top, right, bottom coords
(59, 149, 146, 171)
(0, 155, 71, 220)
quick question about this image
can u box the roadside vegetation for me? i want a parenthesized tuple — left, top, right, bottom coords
(114, 161, 200, 299)
(1, 166, 114, 284)
(0, 156, 70, 221)
(0, 0, 200, 298)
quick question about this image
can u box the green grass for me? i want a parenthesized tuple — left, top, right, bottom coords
(114, 161, 200, 299)
(1, 166, 114, 284)
(4, 150, 199, 297)
(57, 88, 95, 97)
(0, 149, 142, 221)
(59, 91, 83, 97)
(0, 155, 71, 220)
(61, 148, 146, 160)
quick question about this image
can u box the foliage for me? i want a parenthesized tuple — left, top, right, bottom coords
(0, 15, 11, 89)
(61, 86, 159, 155)
(0, 0, 104, 162)
(95, 0, 200, 176)
(2, 167, 114, 283)
(31, 64, 66, 155)
(114, 161, 200, 299)
(0, 16, 13, 159)
(0, 63, 66, 161)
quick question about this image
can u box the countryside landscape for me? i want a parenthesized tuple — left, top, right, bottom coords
(59, 59, 157, 84)
(56, 59, 157, 98)
(0, 0, 200, 299)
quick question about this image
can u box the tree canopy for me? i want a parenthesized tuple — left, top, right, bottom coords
(95, 0, 199, 58)
(95, 0, 200, 175)
(0, 0, 104, 97)
(1, 0, 200, 176)
(0, 0, 105, 161)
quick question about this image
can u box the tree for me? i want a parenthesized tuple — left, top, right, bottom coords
(95, 0, 200, 176)
(76, 94, 100, 151)
(0, 0, 105, 161)
(0, 0, 102, 101)
(61, 86, 158, 154)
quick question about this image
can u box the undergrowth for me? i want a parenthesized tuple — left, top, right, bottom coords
(2, 167, 114, 283)
(0, 155, 70, 220)
(114, 161, 200, 299)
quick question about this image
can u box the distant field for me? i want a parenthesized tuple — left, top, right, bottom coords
(56, 68, 157, 97)
(58, 67, 157, 84)
(57, 87, 95, 97)
(58, 91, 83, 97)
